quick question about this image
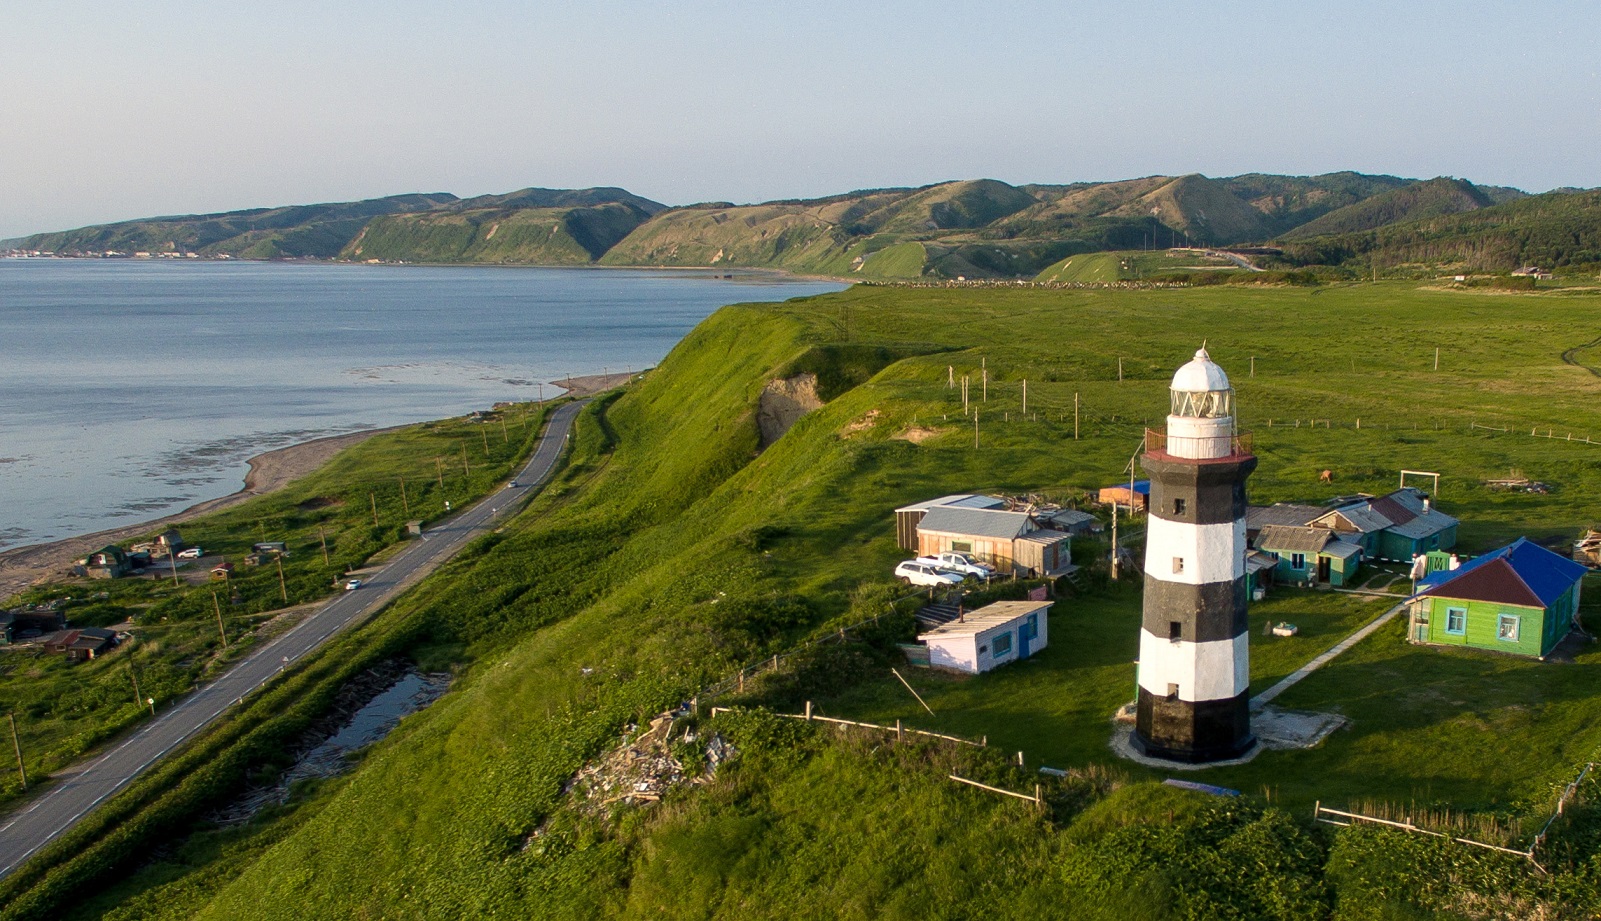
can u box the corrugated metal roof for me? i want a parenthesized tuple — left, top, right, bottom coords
(1418, 538, 1588, 607)
(1043, 508, 1099, 529)
(1244, 550, 1277, 573)
(894, 494, 1007, 514)
(1015, 530, 1070, 545)
(918, 600, 1052, 639)
(1255, 525, 1335, 554)
(1100, 480, 1151, 495)
(1246, 504, 1324, 530)
(1317, 504, 1392, 533)
(1387, 508, 1457, 540)
(918, 507, 1036, 540)
(1323, 540, 1362, 559)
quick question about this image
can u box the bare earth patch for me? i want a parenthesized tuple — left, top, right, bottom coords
(895, 424, 942, 444)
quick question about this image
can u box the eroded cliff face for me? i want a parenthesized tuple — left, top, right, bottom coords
(756, 373, 822, 448)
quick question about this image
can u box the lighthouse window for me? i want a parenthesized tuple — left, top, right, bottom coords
(1169, 621, 1182, 642)
(1172, 557, 1185, 574)
(1166, 683, 1180, 701)
(1173, 498, 1187, 515)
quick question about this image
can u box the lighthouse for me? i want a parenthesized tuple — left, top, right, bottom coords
(1132, 346, 1256, 763)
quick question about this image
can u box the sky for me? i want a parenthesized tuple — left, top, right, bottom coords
(4, 1, 1598, 239)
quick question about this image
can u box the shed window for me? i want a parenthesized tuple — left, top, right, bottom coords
(1024, 614, 1038, 640)
(992, 632, 1013, 657)
(1497, 614, 1520, 642)
(951, 541, 972, 553)
(1290, 553, 1306, 570)
(1445, 607, 1466, 635)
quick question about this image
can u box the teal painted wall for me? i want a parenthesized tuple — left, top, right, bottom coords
(1425, 597, 1546, 657)
(1267, 551, 1359, 586)
(1378, 523, 1457, 562)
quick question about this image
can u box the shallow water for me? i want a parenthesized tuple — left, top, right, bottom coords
(0, 260, 842, 548)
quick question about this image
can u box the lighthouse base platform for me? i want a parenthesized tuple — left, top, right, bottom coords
(1108, 704, 1348, 770)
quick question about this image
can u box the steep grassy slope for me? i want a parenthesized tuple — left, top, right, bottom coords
(14, 194, 457, 258)
(39, 281, 1590, 920)
(1280, 188, 1601, 272)
(1104, 174, 1271, 244)
(1220, 172, 1415, 236)
(1281, 177, 1493, 239)
(342, 202, 652, 263)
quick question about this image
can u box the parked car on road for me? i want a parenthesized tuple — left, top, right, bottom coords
(915, 551, 995, 580)
(176, 547, 203, 560)
(894, 560, 966, 587)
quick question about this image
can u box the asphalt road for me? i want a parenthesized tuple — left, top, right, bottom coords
(0, 399, 588, 879)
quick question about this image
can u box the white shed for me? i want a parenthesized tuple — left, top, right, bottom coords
(917, 600, 1051, 674)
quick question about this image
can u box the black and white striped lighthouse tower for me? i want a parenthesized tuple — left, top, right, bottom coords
(1132, 346, 1257, 763)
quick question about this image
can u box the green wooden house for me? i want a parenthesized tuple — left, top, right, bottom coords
(1407, 538, 1588, 658)
(1253, 525, 1363, 587)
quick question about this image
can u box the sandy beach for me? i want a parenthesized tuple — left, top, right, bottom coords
(0, 376, 638, 602)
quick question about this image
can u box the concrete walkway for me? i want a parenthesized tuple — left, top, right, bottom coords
(1250, 600, 1408, 710)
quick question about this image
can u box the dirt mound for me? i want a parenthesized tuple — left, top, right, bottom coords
(895, 424, 940, 443)
(756, 373, 822, 447)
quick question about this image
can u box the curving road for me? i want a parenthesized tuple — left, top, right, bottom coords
(0, 399, 588, 879)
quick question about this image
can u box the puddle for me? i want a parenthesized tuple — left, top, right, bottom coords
(211, 668, 450, 825)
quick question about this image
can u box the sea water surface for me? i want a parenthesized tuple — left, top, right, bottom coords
(0, 260, 843, 549)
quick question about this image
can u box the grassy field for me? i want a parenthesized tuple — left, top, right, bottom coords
(13, 279, 1601, 919)
(0, 401, 551, 807)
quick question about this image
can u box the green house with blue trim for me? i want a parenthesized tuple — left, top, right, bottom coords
(1407, 538, 1588, 658)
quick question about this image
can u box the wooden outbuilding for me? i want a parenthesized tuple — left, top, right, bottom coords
(915, 507, 1072, 577)
(893, 494, 1006, 551)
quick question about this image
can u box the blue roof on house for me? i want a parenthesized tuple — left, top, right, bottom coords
(1417, 538, 1588, 608)
(1102, 480, 1150, 494)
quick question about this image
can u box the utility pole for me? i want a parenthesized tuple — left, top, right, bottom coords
(974, 412, 980, 450)
(319, 526, 330, 565)
(275, 555, 289, 603)
(370, 492, 380, 527)
(1110, 503, 1119, 581)
(1074, 393, 1080, 440)
(129, 664, 143, 708)
(1434, 347, 1440, 371)
(1250, 356, 1255, 378)
(399, 477, 409, 515)
(481, 426, 490, 454)
(212, 591, 229, 648)
(982, 365, 988, 402)
(1118, 357, 1124, 382)
(1022, 379, 1027, 415)
(461, 445, 470, 477)
(8, 713, 24, 791)
(948, 365, 954, 388)
(436, 456, 445, 488)
(500, 417, 508, 443)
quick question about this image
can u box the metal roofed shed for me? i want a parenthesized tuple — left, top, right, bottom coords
(915, 507, 1073, 577)
(894, 494, 1007, 551)
(1254, 525, 1365, 587)
(1097, 480, 1150, 512)
(917, 600, 1051, 674)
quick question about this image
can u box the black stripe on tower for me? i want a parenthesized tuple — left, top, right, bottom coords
(1141, 576, 1249, 643)
(1142, 454, 1257, 526)
(1132, 690, 1254, 763)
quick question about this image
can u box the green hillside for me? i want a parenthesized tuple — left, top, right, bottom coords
(23, 281, 1601, 920)
(1219, 172, 1414, 236)
(1279, 188, 1601, 272)
(342, 202, 653, 263)
(1281, 177, 1493, 240)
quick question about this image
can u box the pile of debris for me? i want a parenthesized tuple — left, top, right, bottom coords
(563, 708, 735, 819)
(1577, 530, 1601, 569)
(1485, 471, 1553, 494)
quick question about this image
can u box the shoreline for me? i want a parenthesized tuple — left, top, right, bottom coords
(0, 374, 636, 601)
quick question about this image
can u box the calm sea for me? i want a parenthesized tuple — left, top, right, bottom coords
(0, 260, 843, 549)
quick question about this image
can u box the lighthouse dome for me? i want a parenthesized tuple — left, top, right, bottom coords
(1171, 346, 1230, 393)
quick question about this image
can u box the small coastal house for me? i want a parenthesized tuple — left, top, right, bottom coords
(1407, 538, 1588, 658)
(1039, 507, 1102, 536)
(1097, 480, 1150, 512)
(917, 600, 1051, 674)
(1245, 503, 1323, 543)
(82, 545, 131, 580)
(156, 529, 185, 556)
(210, 562, 235, 580)
(915, 507, 1072, 577)
(1254, 525, 1363, 587)
(1308, 488, 1457, 561)
(894, 494, 1007, 551)
(42, 627, 118, 662)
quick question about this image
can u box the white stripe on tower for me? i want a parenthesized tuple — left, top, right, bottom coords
(1143, 518, 1245, 585)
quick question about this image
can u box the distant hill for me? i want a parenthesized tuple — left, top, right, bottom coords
(26, 171, 1594, 279)
(1278, 188, 1601, 272)
(1280, 177, 1494, 240)
(13, 193, 458, 259)
(344, 202, 655, 264)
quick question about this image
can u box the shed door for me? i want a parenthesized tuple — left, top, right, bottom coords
(1317, 556, 1332, 583)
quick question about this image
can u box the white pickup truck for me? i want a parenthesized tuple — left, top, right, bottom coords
(915, 551, 996, 581)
